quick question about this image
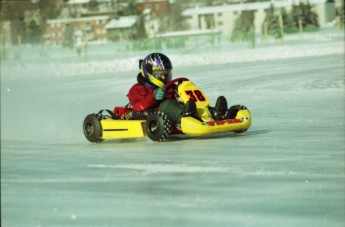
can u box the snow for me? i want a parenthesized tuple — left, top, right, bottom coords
(1, 38, 343, 80)
(1, 30, 344, 226)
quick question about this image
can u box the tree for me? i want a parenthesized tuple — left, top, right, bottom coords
(37, 0, 63, 20)
(0, 0, 34, 21)
(88, 0, 99, 12)
(262, 5, 280, 38)
(0, 0, 64, 44)
(27, 19, 42, 43)
(62, 24, 74, 47)
(262, 5, 290, 39)
(287, 2, 319, 33)
(299, 2, 319, 28)
(336, 5, 345, 27)
(168, 0, 189, 31)
(231, 10, 255, 42)
(123, 0, 137, 15)
(136, 15, 147, 39)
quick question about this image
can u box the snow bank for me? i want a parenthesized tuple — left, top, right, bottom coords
(1, 40, 343, 80)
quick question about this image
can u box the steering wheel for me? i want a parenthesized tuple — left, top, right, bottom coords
(164, 77, 189, 90)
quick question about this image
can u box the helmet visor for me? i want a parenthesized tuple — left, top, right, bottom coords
(152, 69, 172, 84)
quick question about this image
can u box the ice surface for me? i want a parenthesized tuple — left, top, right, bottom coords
(1, 35, 345, 226)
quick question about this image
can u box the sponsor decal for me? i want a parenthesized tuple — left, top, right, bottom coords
(202, 119, 242, 126)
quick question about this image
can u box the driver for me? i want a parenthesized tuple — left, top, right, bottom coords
(127, 52, 229, 123)
(127, 52, 192, 123)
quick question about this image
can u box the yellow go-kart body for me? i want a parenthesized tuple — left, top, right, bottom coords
(177, 80, 251, 136)
(83, 78, 251, 142)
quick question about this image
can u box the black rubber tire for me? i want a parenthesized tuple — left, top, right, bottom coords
(83, 114, 103, 142)
(146, 112, 172, 141)
(227, 105, 242, 119)
(227, 105, 249, 134)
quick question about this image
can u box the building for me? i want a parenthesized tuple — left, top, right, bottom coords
(46, 16, 109, 45)
(45, 0, 135, 45)
(65, 0, 128, 17)
(136, 0, 170, 37)
(105, 15, 138, 41)
(182, 0, 340, 35)
(136, 0, 169, 18)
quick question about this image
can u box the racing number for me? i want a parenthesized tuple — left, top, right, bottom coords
(185, 90, 206, 102)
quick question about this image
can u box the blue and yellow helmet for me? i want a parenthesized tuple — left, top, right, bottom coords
(140, 53, 172, 88)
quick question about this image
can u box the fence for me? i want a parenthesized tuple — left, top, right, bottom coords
(0, 26, 343, 64)
(132, 30, 222, 53)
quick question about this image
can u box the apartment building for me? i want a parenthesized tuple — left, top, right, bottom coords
(182, 0, 340, 35)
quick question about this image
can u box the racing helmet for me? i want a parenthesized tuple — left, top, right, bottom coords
(140, 53, 172, 88)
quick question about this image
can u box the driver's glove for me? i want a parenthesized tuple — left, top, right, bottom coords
(153, 87, 166, 101)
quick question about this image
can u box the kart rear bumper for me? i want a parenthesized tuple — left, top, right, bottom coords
(101, 119, 146, 139)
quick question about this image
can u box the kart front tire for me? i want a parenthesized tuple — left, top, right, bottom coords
(83, 114, 103, 142)
(146, 112, 172, 142)
(227, 105, 249, 134)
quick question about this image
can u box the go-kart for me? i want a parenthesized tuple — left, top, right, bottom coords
(83, 77, 251, 142)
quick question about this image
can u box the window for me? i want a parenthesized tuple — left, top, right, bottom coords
(218, 13, 222, 17)
(97, 29, 106, 34)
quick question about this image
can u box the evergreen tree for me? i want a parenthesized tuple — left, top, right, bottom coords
(287, 2, 319, 33)
(88, 0, 99, 12)
(262, 5, 290, 39)
(27, 20, 42, 43)
(62, 25, 74, 47)
(136, 15, 147, 39)
(37, 0, 63, 20)
(280, 8, 289, 27)
(262, 4, 281, 38)
(336, 6, 345, 27)
(1, 0, 63, 44)
(288, 4, 301, 30)
(231, 10, 255, 42)
(169, 0, 189, 31)
(123, 0, 137, 16)
(300, 2, 319, 29)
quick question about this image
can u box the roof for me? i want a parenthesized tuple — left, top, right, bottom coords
(67, 0, 113, 4)
(67, 0, 90, 4)
(105, 16, 138, 29)
(136, 0, 169, 3)
(182, 0, 328, 16)
(155, 29, 221, 38)
(47, 15, 109, 24)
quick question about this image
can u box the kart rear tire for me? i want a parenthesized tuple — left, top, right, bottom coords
(146, 112, 172, 141)
(83, 114, 103, 142)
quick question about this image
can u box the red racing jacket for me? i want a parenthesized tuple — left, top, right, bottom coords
(127, 83, 176, 112)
